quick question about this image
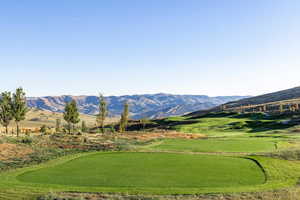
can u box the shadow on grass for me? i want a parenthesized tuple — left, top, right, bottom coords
(126, 111, 300, 133)
(188, 112, 237, 120)
(229, 120, 296, 133)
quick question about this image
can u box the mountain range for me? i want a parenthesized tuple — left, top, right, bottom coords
(27, 94, 248, 119)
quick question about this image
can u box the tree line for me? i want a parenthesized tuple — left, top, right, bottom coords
(0, 88, 130, 136)
(0, 88, 27, 136)
(63, 94, 130, 134)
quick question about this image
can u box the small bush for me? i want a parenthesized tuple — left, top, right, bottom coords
(40, 125, 47, 134)
(20, 137, 33, 144)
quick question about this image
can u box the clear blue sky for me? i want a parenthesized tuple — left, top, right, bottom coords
(1, 0, 300, 97)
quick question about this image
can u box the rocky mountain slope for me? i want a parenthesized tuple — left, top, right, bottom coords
(27, 94, 248, 119)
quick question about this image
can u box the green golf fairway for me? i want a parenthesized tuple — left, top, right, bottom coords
(150, 139, 276, 152)
(17, 152, 265, 188)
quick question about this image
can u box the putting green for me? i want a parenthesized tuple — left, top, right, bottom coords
(150, 139, 277, 152)
(17, 152, 265, 188)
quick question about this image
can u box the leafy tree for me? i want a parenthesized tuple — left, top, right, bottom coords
(81, 120, 87, 132)
(119, 102, 129, 132)
(55, 118, 61, 133)
(96, 94, 107, 133)
(12, 88, 28, 137)
(0, 92, 13, 134)
(63, 100, 80, 134)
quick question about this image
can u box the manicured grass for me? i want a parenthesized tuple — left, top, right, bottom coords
(1, 152, 300, 199)
(173, 117, 248, 136)
(161, 113, 292, 136)
(149, 138, 277, 153)
(17, 152, 265, 188)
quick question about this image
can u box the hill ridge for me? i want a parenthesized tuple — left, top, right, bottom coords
(188, 86, 300, 117)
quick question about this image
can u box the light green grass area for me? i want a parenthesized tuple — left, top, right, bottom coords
(173, 118, 249, 136)
(17, 152, 265, 188)
(148, 138, 278, 153)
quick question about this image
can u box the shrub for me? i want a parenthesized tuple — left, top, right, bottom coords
(20, 137, 33, 144)
(40, 125, 47, 134)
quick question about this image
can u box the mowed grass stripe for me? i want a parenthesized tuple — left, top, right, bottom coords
(149, 139, 276, 153)
(17, 152, 265, 188)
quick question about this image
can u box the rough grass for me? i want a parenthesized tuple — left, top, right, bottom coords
(37, 188, 300, 200)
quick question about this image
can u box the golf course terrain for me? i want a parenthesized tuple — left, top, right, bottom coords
(1, 112, 300, 200)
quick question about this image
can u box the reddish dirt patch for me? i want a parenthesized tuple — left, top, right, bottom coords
(0, 143, 33, 161)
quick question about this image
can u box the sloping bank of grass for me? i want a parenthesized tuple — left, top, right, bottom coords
(145, 138, 278, 153)
(0, 152, 300, 200)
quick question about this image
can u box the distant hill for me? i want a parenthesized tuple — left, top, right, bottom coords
(188, 86, 300, 117)
(22, 109, 97, 128)
(27, 94, 248, 119)
(224, 86, 300, 108)
(0, 108, 121, 133)
(0, 108, 95, 132)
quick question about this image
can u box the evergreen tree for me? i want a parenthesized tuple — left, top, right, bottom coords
(63, 100, 80, 134)
(119, 114, 125, 132)
(119, 102, 129, 132)
(0, 92, 13, 134)
(96, 94, 107, 133)
(12, 88, 28, 137)
(55, 118, 61, 133)
(81, 120, 87, 132)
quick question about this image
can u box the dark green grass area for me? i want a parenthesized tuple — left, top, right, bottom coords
(149, 138, 277, 153)
(17, 152, 265, 188)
